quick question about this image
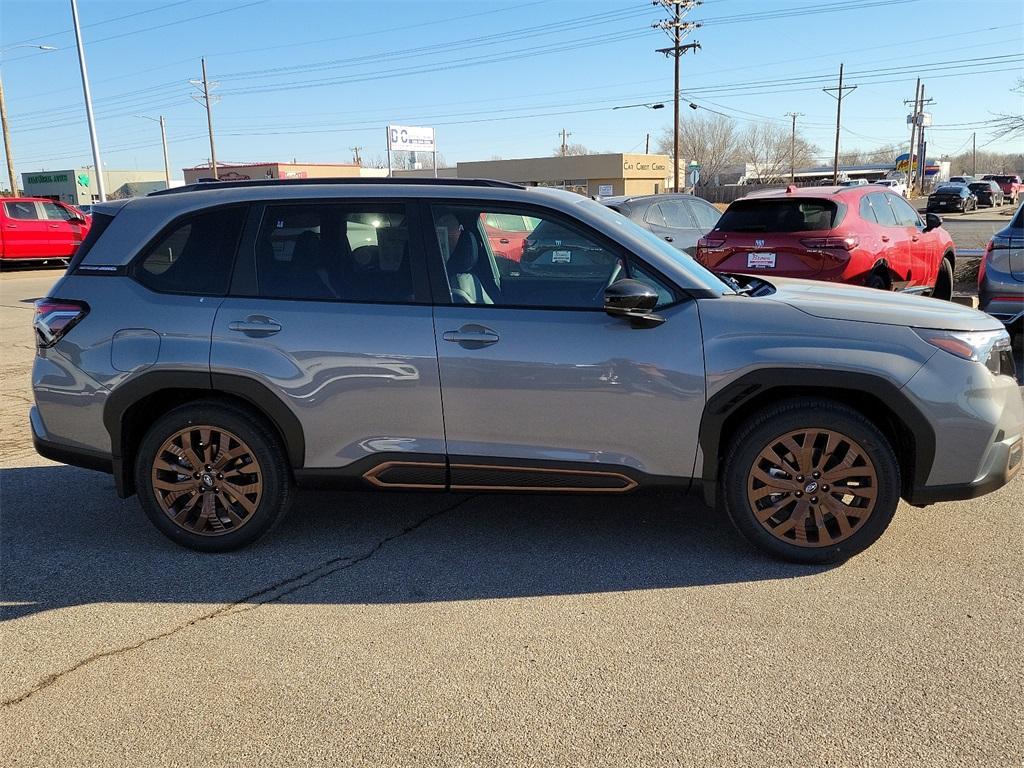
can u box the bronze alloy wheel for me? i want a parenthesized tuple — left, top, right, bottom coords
(150, 425, 263, 536)
(746, 428, 878, 548)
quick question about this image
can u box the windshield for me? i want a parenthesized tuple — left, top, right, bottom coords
(575, 196, 735, 293)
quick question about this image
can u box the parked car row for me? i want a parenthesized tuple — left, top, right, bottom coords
(0, 197, 91, 264)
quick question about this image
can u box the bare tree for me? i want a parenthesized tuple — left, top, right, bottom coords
(989, 77, 1024, 141)
(657, 113, 739, 186)
(552, 142, 591, 157)
(738, 122, 819, 182)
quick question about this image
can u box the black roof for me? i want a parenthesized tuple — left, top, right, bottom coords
(148, 177, 524, 196)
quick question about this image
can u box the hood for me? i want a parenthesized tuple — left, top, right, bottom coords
(762, 277, 1003, 331)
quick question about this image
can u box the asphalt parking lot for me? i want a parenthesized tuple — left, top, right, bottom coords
(2, 266, 1022, 767)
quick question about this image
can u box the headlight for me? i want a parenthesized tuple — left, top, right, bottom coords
(915, 328, 1015, 376)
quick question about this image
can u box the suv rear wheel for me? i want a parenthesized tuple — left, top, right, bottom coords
(722, 399, 900, 563)
(135, 401, 292, 551)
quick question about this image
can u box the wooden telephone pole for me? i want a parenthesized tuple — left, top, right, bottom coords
(655, 1, 702, 192)
(823, 63, 857, 185)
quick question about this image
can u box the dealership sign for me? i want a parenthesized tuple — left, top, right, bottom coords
(25, 173, 69, 185)
(387, 124, 435, 152)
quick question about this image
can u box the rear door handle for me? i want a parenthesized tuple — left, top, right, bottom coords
(880, 235, 890, 242)
(443, 324, 499, 348)
(499, 238, 510, 244)
(911, 235, 919, 242)
(228, 315, 282, 336)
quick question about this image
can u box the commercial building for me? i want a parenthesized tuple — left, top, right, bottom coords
(395, 153, 673, 197)
(182, 161, 369, 184)
(20, 168, 172, 205)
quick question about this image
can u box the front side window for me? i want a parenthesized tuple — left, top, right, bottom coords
(686, 198, 721, 230)
(135, 206, 246, 295)
(887, 194, 922, 227)
(41, 202, 74, 221)
(4, 201, 39, 220)
(255, 203, 415, 303)
(431, 204, 628, 309)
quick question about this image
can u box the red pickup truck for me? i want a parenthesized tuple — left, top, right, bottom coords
(0, 197, 91, 264)
(981, 175, 1022, 206)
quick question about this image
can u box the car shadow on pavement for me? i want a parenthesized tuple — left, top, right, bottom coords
(1, 464, 833, 620)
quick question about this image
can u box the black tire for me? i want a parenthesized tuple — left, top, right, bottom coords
(135, 400, 292, 552)
(865, 270, 890, 291)
(931, 256, 953, 301)
(721, 399, 901, 564)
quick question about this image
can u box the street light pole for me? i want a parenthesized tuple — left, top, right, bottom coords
(70, 0, 105, 201)
(137, 114, 171, 188)
(0, 44, 57, 195)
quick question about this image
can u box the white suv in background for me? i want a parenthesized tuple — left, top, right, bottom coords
(873, 179, 908, 197)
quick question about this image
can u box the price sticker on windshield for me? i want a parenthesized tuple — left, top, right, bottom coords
(551, 250, 572, 264)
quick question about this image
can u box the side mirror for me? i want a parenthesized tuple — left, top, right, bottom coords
(604, 279, 664, 327)
(924, 212, 942, 231)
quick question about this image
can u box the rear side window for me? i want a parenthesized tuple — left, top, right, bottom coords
(255, 203, 416, 303)
(134, 206, 246, 295)
(4, 201, 39, 220)
(69, 212, 116, 271)
(859, 196, 878, 223)
(658, 200, 696, 229)
(716, 199, 838, 232)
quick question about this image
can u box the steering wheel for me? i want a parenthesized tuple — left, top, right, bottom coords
(592, 260, 623, 304)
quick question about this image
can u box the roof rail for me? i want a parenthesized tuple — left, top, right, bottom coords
(148, 177, 525, 196)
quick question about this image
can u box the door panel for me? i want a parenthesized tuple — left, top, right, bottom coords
(433, 303, 705, 480)
(40, 201, 81, 257)
(2, 201, 49, 259)
(212, 300, 445, 468)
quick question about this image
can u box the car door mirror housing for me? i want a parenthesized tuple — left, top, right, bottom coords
(924, 212, 942, 231)
(604, 279, 664, 326)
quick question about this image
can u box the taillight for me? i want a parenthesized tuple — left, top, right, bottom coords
(800, 236, 859, 250)
(701, 236, 726, 249)
(33, 299, 88, 348)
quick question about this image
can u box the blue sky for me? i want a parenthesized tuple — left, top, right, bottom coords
(1, 0, 1021, 178)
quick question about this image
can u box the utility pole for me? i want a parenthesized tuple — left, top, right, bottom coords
(0, 76, 15, 194)
(785, 112, 804, 183)
(137, 115, 171, 188)
(70, 0, 106, 201)
(903, 79, 920, 193)
(350, 146, 362, 165)
(645, 132, 650, 154)
(190, 58, 219, 179)
(559, 128, 571, 156)
(972, 132, 976, 177)
(823, 63, 857, 185)
(916, 85, 934, 191)
(655, 0, 702, 193)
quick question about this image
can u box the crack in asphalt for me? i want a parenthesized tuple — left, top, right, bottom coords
(2, 495, 475, 709)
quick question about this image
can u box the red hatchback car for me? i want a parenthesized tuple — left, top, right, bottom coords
(696, 185, 956, 299)
(0, 197, 91, 264)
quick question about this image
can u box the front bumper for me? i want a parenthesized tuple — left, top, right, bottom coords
(909, 432, 1022, 505)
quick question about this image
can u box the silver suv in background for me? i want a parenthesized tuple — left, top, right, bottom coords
(979, 203, 1024, 331)
(31, 179, 1023, 563)
(598, 193, 721, 254)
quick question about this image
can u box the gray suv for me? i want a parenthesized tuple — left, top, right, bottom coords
(31, 179, 1023, 563)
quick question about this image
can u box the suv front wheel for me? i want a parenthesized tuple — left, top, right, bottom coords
(722, 399, 901, 563)
(135, 401, 292, 551)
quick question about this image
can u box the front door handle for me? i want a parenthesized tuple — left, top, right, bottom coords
(443, 324, 499, 348)
(911, 235, 919, 242)
(228, 315, 282, 336)
(499, 238, 510, 244)
(880, 235, 890, 242)
(664, 235, 674, 242)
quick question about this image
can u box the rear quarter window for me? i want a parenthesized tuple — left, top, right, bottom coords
(715, 199, 838, 232)
(133, 206, 246, 295)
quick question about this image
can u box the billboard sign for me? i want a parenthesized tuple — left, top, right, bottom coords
(387, 124, 435, 152)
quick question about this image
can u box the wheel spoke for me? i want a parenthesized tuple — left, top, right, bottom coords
(812, 506, 833, 544)
(153, 477, 195, 492)
(832, 485, 875, 499)
(750, 467, 799, 491)
(173, 490, 201, 520)
(750, 485, 788, 502)
(824, 466, 873, 482)
(754, 495, 793, 522)
(213, 445, 248, 470)
(820, 494, 853, 537)
(216, 491, 245, 524)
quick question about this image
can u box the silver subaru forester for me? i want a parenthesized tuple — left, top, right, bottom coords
(31, 179, 1023, 563)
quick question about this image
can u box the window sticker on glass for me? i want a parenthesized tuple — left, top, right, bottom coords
(551, 250, 572, 264)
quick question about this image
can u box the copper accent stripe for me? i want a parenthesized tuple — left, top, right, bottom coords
(449, 463, 638, 493)
(362, 460, 447, 489)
